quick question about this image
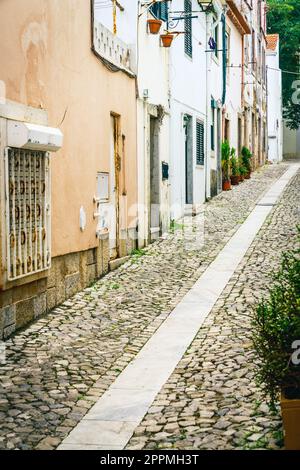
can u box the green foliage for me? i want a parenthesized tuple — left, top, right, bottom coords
(131, 248, 146, 258)
(230, 147, 240, 176)
(238, 157, 247, 177)
(251, 229, 300, 410)
(170, 219, 185, 232)
(267, 0, 300, 129)
(241, 146, 252, 173)
(221, 140, 231, 181)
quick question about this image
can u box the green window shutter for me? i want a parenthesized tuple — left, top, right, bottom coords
(184, 0, 192, 57)
(196, 120, 205, 166)
(150, 1, 169, 22)
(160, 2, 169, 22)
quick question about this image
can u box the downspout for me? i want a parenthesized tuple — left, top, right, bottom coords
(221, 13, 227, 105)
(205, 13, 211, 201)
(204, 0, 224, 200)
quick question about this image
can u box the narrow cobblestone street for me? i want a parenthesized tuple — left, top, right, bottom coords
(0, 163, 298, 450)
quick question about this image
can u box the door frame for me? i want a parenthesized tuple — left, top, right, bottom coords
(110, 112, 121, 259)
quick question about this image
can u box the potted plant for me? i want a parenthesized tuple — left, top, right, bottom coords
(147, 18, 162, 34)
(241, 146, 252, 179)
(252, 232, 300, 449)
(160, 32, 174, 47)
(221, 140, 231, 191)
(238, 157, 247, 182)
(230, 148, 240, 186)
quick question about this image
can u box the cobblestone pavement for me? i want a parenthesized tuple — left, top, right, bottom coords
(126, 168, 300, 450)
(0, 164, 290, 450)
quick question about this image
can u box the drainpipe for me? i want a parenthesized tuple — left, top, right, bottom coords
(204, 0, 224, 200)
(205, 13, 212, 201)
(221, 13, 227, 105)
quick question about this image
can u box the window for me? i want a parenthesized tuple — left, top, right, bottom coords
(224, 118, 230, 142)
(213, 22, 219, 59)
(184, 0, 192, 58)
(211, 104, 215, 151)
(196, 120, 205, 165)
(258, 38, 262, 80)
(238, 117, 242, 155)
(150, 1, 169, 22)
(258, 0, 262, 30)
(5, 148, 51, 281)
(225, 31, 230, 64)
(262, 47, 266, 83)
(251, 29, 256, 73)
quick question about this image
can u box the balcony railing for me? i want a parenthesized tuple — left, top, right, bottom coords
(93, 21, 135, 75)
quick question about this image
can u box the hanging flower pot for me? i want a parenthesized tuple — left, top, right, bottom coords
(160, 33, 174, 48)
(147, 19, 162, 34)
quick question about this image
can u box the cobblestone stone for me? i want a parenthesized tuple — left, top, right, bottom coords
(0, 164, 291, 449)
(126, 167, 299, 450)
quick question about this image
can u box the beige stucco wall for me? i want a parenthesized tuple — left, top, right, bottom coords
(0, 0, 137, 258)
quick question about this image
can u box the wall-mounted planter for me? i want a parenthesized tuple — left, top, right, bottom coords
(160, 33, 174, 48)
(147, 19, 162, 34)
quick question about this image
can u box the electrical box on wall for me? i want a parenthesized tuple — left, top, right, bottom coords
(96, 172, 109, 202)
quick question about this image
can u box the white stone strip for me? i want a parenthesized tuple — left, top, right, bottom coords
(58, 164, 299, 451)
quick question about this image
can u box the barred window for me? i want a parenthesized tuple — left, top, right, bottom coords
(5, 148, 51, 281)
(196, 120, 205, 166)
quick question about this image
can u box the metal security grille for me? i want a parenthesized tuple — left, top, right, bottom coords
(196, 120, 205, 165)
(184, 0, 192, 57)
(5, 148, 51, 281)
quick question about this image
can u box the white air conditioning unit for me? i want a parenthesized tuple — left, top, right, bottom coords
(7, 120, 63, 152)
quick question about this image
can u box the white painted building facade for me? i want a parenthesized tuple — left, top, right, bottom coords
(95, 0, 274, 242)
(136, 1, 171, 246)
(169, 0, 208, 220)
(266, 34, 283, 163)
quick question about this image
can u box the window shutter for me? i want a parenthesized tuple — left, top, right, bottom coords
(150, 1, 168, 22)
(196, 121, 205, 166)
(184, 0, 192, 57)
(160, 2, 169, 22)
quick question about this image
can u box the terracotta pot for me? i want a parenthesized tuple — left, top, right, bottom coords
(230, 175, 239, 186)
(245, 171, 251, 179)
(222, 180, 231, 191)
(147, 19, 162, 34)
(281, 393, 300, 450)
(160, 33, 174, 47)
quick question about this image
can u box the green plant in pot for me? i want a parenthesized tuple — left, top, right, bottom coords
(230, 147, 240, 186)
(221, 140, 231, 191)
(238, 157, 247, 182)
(241, 146, 252, 178)
(252, 230, 300, 449)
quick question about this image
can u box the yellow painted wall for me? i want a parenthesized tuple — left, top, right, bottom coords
(0, 0, 137, 257)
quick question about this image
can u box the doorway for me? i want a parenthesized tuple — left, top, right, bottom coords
(224, 118, 230, 142)
(149, 116, 160, 240)
(110, 114, 120, 259)
(258, 116, 261, 166)
(217, 108, 222, 193)
(184, 115, 193, 205)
